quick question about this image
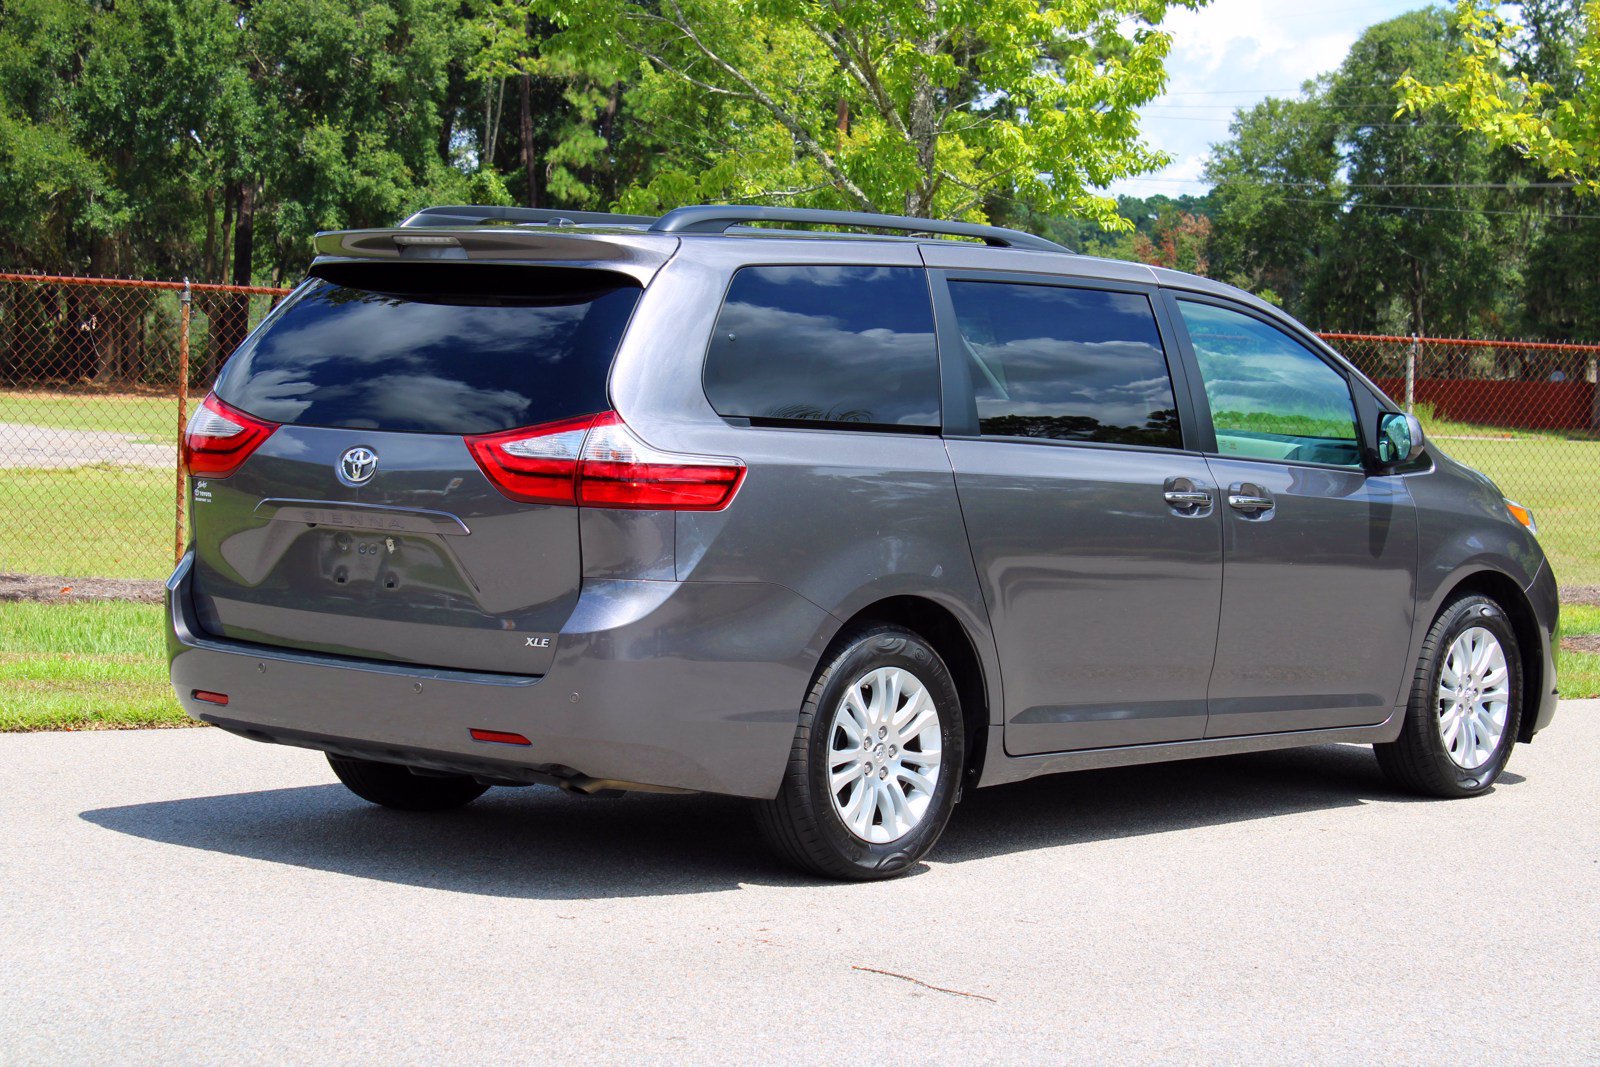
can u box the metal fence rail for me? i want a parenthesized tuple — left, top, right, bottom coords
(1, 273, 1596, 590)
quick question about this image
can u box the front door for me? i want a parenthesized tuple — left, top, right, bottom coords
(1169, 297, 1418, 737)
(938, 277, 1224, 755)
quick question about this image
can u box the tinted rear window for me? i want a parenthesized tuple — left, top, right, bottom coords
(703, 266, 940, 430)
(948, 281, 1181, 447)
(213, 264, 640, 434)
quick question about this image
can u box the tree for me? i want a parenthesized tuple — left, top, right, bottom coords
(519, 0, 1206, 227)
(1323, 10, 1519, 337)
(1204, 94, 1342, 309)
(1201, 10, 1521, 337)
(1398, 0, 1600, 193)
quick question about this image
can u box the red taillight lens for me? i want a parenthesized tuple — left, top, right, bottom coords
(577, 413, 745, 510)
(183, 394, 278, 477)
(465, 411, 745, 511)
(463, 413, 598, 505)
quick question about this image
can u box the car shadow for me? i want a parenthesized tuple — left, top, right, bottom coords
(79, 744, 1522, 898)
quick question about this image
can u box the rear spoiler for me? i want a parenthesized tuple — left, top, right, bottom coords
(310, 228, 678, 286)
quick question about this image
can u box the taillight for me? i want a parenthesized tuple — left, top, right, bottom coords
(465, 411, 745, 511)
(463, 413, 595, 505)
(578, 413, 745, 510)
(183, 394, 278, 477)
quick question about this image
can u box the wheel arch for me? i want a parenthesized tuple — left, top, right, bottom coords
(827, 595, 994, 790)
(1435, 569, 1545, 743)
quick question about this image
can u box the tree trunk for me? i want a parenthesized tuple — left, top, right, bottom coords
(203, 187, 218, 283)
(593, 82, 622, 200)
(218, 186, 235, 286)
(904, 12, 940, 217)
(89, 234, 120, 382)
(233, 182, 254, 289)
(520, 73, 538, 207)
(209, 180, 255, 379)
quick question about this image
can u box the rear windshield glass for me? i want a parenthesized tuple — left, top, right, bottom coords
(213, 263, 640, 434)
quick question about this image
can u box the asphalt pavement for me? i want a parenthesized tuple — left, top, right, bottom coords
(2, 703, 1596, 1063)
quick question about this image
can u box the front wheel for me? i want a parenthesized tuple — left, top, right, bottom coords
(755, 624, 964, 880)
(327, 754, 490, 811)
(1375, 593, 1522, 798)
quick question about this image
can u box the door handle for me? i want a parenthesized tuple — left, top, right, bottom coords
(1162, 476, 1213, 513)
(1227, 483, 1274, 513)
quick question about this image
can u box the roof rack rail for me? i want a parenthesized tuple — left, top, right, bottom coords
(398, 202, 1071, 253)
(648, 205, 1071, 253)
(401, 205, 659, 228)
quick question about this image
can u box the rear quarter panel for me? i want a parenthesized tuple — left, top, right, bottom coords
(605, 240, 1005, 739)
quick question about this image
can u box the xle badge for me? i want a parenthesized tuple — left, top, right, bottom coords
(525, 637, 551, 648)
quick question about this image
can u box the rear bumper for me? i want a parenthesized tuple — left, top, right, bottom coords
(167, 553, 832, 798)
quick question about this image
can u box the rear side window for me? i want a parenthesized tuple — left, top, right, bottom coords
(703, 266, 940, 429)
(947, 282, 1181, 447)
(213, 263, 640, 435)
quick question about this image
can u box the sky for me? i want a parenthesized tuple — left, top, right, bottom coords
(1107, 0, 1428, 198)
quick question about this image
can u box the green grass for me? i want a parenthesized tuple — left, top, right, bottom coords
(0, 465, 176, 578)
(0, 390, 179, 445)
(0, 601, 188, 729)
(1414, 401, 1600, 443)
(1559, 604, 1600, 701)
(1426, 434, 1600, 585)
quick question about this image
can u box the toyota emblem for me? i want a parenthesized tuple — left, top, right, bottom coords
(338, 446, 379, 486)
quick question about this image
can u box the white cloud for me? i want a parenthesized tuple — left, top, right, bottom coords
(1104, 0, 1424, 198)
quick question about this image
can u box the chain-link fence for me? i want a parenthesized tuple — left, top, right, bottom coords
(2, 273, 1596, 589)
(1326, 333, 1600, 586)
(0, 274, 288, 580)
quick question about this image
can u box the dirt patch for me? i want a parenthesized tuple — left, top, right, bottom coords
(1562, 634, 1600, 656)
(1560, 586, 1600, 608)
(0, 573, 163, 604)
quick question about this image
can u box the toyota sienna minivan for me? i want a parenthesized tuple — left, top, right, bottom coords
(168, 204, 1559, 879)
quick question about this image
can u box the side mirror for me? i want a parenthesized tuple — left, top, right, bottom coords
(1376, 411, 1425, 467)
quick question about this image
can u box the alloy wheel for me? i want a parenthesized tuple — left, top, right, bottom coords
(826, 666, 943, 843)
(1436, 626, 1511, 771)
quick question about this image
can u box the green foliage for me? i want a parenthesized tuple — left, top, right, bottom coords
(463, 0, 1209, 226)
(0, 0, 1208, 284)
(1400, 0, 1600, 193)
(1197, 5, 1595, 340)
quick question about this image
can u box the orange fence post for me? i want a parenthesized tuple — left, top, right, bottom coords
(175, 279, 190, 565)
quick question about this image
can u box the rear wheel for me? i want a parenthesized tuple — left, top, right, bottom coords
(756, 624, 964, 880)
(1375, 593, 1522, 798)
(327, 754, 490, 811)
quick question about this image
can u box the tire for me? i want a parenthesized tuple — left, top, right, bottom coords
(756, 623, 965, 880)
(1375, 593, 1522, 798)
(327, 754, 490, 811)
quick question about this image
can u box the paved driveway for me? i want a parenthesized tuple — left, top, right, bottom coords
(2, 704, 1595, 1063)
(0, 421, 174, 469)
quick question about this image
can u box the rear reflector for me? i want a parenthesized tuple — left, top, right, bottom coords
(191, 690, 230, 706)
(465, 411, 744, 511)
(469, 728, 533, 746)
(183, 393, 278, 477)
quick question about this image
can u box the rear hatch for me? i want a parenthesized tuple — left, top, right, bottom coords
(187, 257, 646, 675)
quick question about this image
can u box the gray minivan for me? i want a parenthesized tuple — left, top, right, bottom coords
(168, 204, 1560, 879)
